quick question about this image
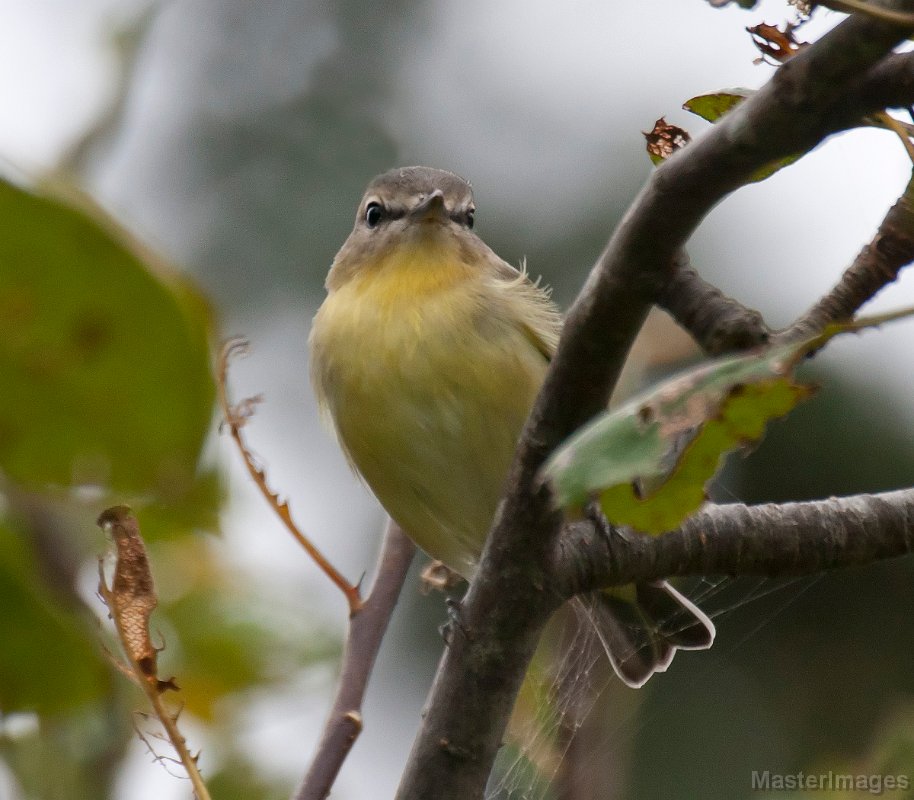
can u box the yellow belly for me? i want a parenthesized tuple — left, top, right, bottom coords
(310, 265, 548, 577)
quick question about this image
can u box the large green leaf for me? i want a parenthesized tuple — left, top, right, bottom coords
(541, 309, 914, 534)
(0, 178, 214, 495)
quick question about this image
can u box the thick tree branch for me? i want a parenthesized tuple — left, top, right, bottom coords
(296, 521, 415, 800)
(779, 172, 914, 342)
(396, 10, 914, 800)
(658, 250, 770, 354)
(553, 489, 914, 595)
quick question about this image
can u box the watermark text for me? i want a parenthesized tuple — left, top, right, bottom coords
(751, 770, 910, 795)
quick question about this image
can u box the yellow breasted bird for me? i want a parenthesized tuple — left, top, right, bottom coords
(309, 166, 714, 687)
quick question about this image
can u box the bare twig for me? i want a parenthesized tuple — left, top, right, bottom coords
(217, 338, 362, 613)
(778, 172, 914, 342)
(96, 506, 212, 800)
(658, 251, 770, 354)
(295, 520, 415, 800)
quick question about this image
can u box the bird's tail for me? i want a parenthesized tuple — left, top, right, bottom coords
(573, 581, 715, 688)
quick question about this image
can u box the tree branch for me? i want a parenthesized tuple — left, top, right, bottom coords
(778, 171, 914, 342)
(396, 9, 914, 800)
(553, 489, 914, 594)
(295, 520, 415, 800)
(658, 250, 770, 354)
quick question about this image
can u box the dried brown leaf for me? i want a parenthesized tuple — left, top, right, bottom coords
(747, 23, 808, 65)
(96, 505, 213, 800)
(97, 505, 159, 683)
(644, 117, 692, 165)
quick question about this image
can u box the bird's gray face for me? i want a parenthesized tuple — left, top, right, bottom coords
(355, 166, 476, 240)
(326, 167, 479, 289)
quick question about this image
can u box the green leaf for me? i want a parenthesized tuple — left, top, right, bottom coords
(541, 308, 914, 534)
(682, 89, 752, 123)
(0, 178, 214, 495)
(0, 521, 107, 713)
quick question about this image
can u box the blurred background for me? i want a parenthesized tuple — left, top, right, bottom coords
(1, 1, 913, 798)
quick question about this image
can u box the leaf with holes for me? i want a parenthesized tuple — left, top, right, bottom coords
(541, 308, 914, 534)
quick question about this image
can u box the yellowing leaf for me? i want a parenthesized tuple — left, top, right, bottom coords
(593, 379, 811, 533)
(541, 308, 914, 534)
(682, 89, 751, 123)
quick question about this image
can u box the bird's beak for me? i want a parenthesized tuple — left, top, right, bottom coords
(409, 189, 447, 223)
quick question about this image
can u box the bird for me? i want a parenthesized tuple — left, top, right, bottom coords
(309, 166, 714, 686)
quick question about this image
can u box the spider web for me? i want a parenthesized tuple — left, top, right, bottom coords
(484, 570, 821, 799)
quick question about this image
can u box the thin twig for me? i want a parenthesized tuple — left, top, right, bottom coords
(217, 338, 362, 613)
(295, 520, 416, 800)
(778, 172, 914, 342)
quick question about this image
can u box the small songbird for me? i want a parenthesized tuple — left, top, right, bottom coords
(309, 166, 713, 686)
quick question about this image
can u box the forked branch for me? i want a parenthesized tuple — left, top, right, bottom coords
(218, 340, 419, 798)
(658, 250, 770, 354)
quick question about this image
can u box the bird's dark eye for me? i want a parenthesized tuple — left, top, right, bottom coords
(466, 208, 475, 229)
(365, 202, 383, 228)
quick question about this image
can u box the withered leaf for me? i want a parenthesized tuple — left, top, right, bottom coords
(644, 117, 692, 165)
(97, 505, 160, 685)
(747, 23, 807, 65)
